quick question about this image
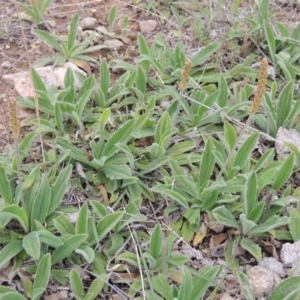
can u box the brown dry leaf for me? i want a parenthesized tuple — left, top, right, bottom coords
(68, 58, 92, 76)
(44, 291, 68, 300)
(253, 238, 279, 259)
(134, 137, 153, 147)
(205, 221, 224, 233)
(209, 233, 228, 248)
(110, 272, 139, 284)
(203, 212, 224, 233)
(98, 184, 109, 205)
(0, 260, 12, 283)
(193, 223, 207, 246)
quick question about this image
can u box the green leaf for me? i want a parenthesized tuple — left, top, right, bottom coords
(199, 139, 215, 192)
(0, 205, 29, 232)
(289, 208, 300, 242)
(212, 206, 239, 229)
(23, 232, 40, 260)
(149, 224, 163, 260)
(218, 75, 228, 108)
(76, 75, 96, 118)
(137, 34, 150, 72)
(0, 240, 23, 269)
(32, 253, 51, 300)
(51, 234, 87, 265)
(0, 293, 27, 300)
(33, 29, 62, 53)
(152, 187, 189, 208)
(100, 60, 110, 99)
(268, 276, 300, 300)
(136, 65, 146, 95)
(233, 132, 259, 168)
(272, 153, 294, 190)
(108, 5, 117, 32)
(70, 269, 83, 300)
(13, 132, 36, 170)
(240, 237, 262, 260)
(88, 212, 124, 245)
(84, 275, 106, 300)
(53, 214, 75, 235)
(191, 42, 222, 67)
(0, 165, 12, 204)
(244, 172, 257, 218)
(152, 274, 173, 300)
(49, 165, 72, 215)
(263, 21, 276, 63)
(188, 266, 221, 300)
(30, 67, 47, 93)
(30, 174, 51, 230)
(54, 102, 64, 135)
(224, 121, 237, 151)
(67, 14, 79, 53)
(250, 216, 289, 234)
(38, 230, 63, 248)
(178, 266, 192, 299)
(237, 272, 255, 300)
(155, 111, 172, 149)
(101, 120, 135, 158)
(75, 246, 95, 264)
(277, 81, 294, 127)
(75, 202, 88, 235)
(56, 137, 93, 167)
(240, 214, 257, 236)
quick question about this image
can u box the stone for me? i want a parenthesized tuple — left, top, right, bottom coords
(104, 39, 124, 50)
(281, 241, 300, 267)
(1, 61, 11, 69)
(247, 266, 274, 297)
(258, 257, 285, 277)
(2, 63, 86, 98)
(80, 17, 98, 30)
(275, 127, 300, 159)
(80, 30, 101, 44)
(139, 20, 158, 33)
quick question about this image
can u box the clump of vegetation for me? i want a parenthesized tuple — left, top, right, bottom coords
(1, 0, 300, 299)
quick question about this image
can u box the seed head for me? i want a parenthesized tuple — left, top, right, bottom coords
(179, 59, 192, 91)
(249, 58, 268, 115)
(8, 97, 20, 141)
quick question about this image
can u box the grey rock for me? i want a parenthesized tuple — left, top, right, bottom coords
(139, 20, 158, 33)
(1, 61, 11, 69)
(104, 39, 124, 50)
(248, 266, 274, 297)
(281, 241, 300, 267)
(259, 257, 285, 277)
(80, 17, 98, 30)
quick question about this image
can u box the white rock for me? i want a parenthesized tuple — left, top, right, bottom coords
(1, 61, 11, 68)
(2, 63, 86, 98)
(258, 257, 285, 277)
(139, 20, 158, 33)
(275, 127, 300, 159)
(281, 241, 300, 267)
(248, 266, 274, 297)
(104, 39, 124, 49)
(80, 17, 98, 30)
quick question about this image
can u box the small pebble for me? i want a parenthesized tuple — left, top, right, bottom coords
(1, 61, 11, 69)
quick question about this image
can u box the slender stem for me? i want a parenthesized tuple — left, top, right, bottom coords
(15, 139, 24, 207)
